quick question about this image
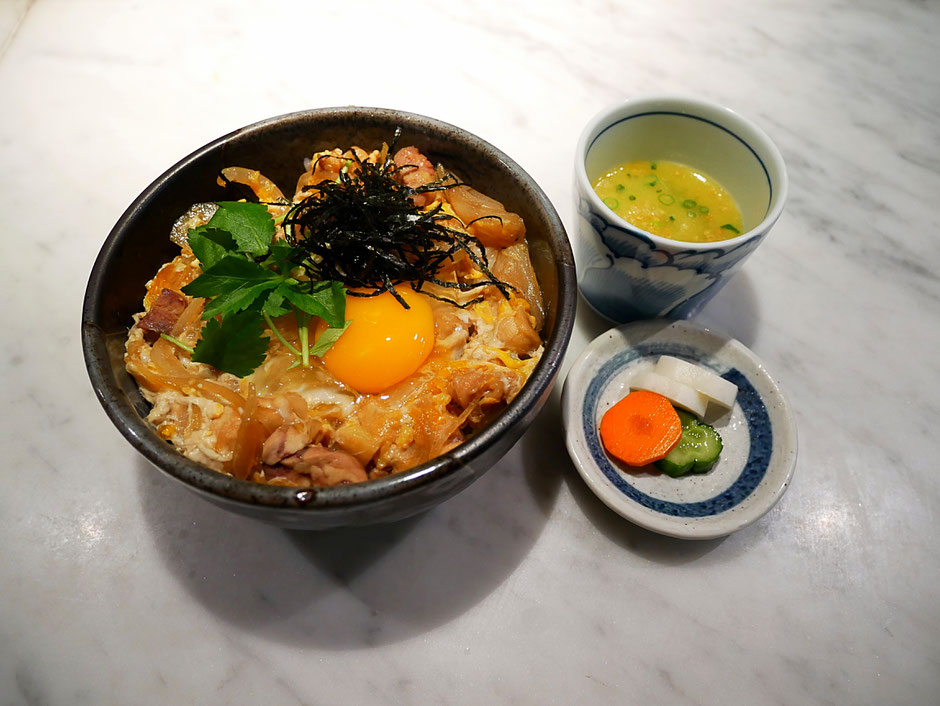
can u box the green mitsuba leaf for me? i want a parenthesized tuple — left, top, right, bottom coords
(182, 255, 278, 297)
(261, 287, 291, 318)
(281, 281, 347, 328)
(202, 280, 280, 320)
(293, 307, 312, 331)
(307, 322, 351, 358)
(266, 242, 297, 273)
(182, 255, 282, 319)
(208, 201, 275, 256)
(188, 226, 237, 270)
(178, 199, 349, 377)
(191, 310, 269, 378)
(322, 280, 347, 326)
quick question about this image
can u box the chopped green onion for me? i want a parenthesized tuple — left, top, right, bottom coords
(615, 184, 625, 192)
(699, 205, 709, 214)
(299, 320, 310, 368)
(334, 159, 353, 183)
(651, 162, 657, 170)
(658, 194, 675, 205)
(603, 197, 619, 210)
(629, 195, 636, 201)
(687, 211, 697, 219)
(682, 199, 697, 209)
(160, 333, 194, 354)
(721, 224, 741, 234)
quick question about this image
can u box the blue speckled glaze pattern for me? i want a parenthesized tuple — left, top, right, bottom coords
(581, 343, 774, 517)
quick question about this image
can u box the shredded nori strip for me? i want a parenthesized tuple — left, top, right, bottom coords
(280, 131, 514, 309)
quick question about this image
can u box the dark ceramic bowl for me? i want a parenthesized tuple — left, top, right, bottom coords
(82, 106, 577, 529)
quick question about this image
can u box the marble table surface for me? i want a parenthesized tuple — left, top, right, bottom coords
(2, 1, 938, 704)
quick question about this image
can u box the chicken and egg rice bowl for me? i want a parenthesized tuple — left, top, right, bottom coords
(124, 136, 546, 488)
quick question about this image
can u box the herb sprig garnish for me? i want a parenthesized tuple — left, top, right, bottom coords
(178, 201, 348, 378)
(170, 136, 514, 378)
(283, 142, 513, 309)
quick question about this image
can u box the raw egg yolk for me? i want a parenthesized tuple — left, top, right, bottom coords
(316, 288, 434, 394)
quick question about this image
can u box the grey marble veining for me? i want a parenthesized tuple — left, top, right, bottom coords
(2, 0, 939, 704)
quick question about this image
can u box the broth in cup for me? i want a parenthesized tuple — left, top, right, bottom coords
(592, 159, 744, 243)
(575, 95, 788, 323)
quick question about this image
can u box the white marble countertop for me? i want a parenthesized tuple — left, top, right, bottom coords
(3, 1, 938, 704)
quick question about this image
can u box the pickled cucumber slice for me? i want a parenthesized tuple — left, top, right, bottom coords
(655, 410, 723, 477)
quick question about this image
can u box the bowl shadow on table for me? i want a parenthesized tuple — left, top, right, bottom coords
(137, 398, 565, 649)
(561, 455, 776, 563)
(560, 460, 727, 562)
(568, 271, 762, 562)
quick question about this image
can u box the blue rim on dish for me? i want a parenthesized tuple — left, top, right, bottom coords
(584, 352, 771, 517)
(562, 320, 797, 539)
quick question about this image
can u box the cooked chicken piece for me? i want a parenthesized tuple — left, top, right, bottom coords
(446, 185, 525, 248)
(261, 422, 310, 466)
(393, 146, 438, 206)
(275, 445, 368, 486)
(489, 243, 545, 331)
(138, 288, 187, 342)
(495, 298, 541, 357)
(448, 364, 525, 426)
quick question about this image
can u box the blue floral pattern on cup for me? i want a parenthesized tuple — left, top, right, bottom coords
(576, 196, 766, 321)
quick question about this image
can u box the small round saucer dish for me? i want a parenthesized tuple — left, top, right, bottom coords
(562, 320, 797, 539)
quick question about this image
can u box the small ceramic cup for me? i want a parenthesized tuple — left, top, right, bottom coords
(575, 95, 788, 323)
